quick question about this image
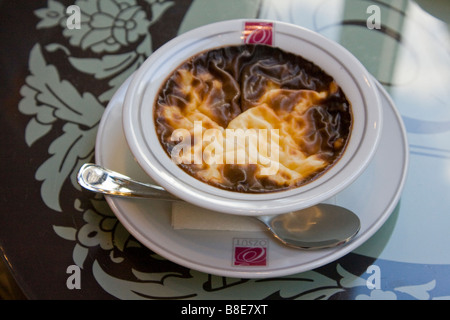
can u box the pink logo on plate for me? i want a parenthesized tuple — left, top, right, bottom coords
(233, 238, 268, 266)
(243, 22, 273, 45)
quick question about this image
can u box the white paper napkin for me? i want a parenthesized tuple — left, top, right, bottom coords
(172, 202, 264, 231)
(171, 197, 336, 232)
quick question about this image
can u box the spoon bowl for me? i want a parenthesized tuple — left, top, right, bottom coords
(77, 163, 360, 250)
(257, 204, 360, 249)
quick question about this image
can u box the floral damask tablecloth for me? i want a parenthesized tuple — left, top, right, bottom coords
(1, 0, 449, 300)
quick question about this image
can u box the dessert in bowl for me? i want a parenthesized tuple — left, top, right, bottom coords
(122, 19, 382, 216)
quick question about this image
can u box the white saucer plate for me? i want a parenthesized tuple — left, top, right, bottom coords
(95, 76, 408, 279)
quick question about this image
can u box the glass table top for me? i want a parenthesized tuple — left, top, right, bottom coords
(0, 0, 449, 300)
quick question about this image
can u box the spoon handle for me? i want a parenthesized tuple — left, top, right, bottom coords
(77, 163, 179, 201)
(77, 164, 360, 250)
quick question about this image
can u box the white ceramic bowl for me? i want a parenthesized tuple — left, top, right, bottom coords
(123, 19, 382, 216)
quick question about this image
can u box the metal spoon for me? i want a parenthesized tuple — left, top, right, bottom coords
(77, 163, 360, 250)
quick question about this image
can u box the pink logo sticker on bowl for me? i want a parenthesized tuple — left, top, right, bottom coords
(233, 238, 268, 266)
(243, 22, 273, 45)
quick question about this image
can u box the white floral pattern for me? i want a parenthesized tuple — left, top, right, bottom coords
(19, 0, 179, 297)
(63, 0, 151, 52)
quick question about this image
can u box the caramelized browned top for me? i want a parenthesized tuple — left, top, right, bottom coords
(154, 44, 352, 193)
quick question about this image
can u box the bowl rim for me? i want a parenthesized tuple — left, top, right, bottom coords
(122, 19, 382, 216)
